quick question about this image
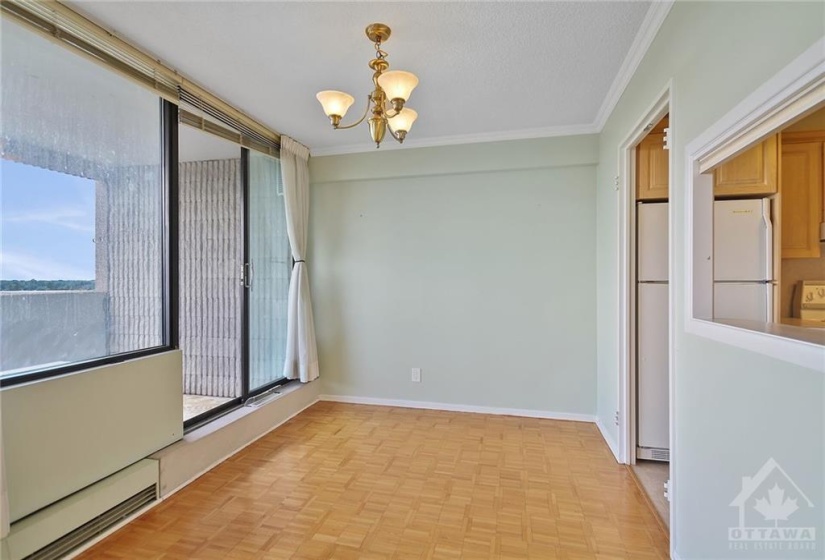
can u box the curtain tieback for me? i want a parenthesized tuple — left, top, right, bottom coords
(293, 260, 306, 267)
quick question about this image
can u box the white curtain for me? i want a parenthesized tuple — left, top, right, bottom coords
(280, 136, 320, 382)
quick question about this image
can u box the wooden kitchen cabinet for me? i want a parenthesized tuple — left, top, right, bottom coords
(780, 138, 823, 259)
(636, 116, 669, 201)
(714, 134, 779, 197)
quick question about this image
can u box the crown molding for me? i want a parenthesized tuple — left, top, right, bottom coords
(309, 1, 673, 158)
(310, 122, 598, 157)
(593, 0, 675, 131)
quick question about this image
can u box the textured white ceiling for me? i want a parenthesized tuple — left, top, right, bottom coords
(69, 1, 654, 155)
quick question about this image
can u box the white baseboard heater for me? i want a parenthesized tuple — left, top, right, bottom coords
(637, 446, 670, 462)
(1, 459, 159, 560)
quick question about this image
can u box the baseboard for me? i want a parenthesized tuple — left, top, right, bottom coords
(596, 419, 621, 462)
(318, 394, 597, 423)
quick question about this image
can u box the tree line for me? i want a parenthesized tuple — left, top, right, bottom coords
(0, 280, 95, 291)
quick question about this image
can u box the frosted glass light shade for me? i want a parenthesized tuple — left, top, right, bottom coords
(377, 71, 418, 101)
(316, 90, 355, 117)
(388, 108, 418, 133)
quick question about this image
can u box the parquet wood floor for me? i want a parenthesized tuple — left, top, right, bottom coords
(77, 402, 669, 559)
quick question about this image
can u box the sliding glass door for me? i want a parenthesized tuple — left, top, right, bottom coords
(178, 126, 290, 425)
(178, 127, 244, 421)
(246, 151, 291, 392)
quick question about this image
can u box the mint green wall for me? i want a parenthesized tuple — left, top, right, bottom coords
(310, 136, 599, 414)
(595, 2, 824, 557)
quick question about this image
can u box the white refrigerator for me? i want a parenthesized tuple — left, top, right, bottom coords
(637, 202, 669, 459)
(713, 199, 773, 322)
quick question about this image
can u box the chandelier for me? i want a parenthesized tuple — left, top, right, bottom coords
(316, 23, 419, 148)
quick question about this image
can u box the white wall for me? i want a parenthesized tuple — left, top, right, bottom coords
(310, 136, 599, 415)
(595, 2, 824, 557)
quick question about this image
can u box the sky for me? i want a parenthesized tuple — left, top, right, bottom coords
(1, 160, 96, 280)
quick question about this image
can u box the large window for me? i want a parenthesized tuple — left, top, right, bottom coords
(0, 18, 169, 382)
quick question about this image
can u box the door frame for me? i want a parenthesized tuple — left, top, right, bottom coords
(618, 82, 672, 470)
(617, 80, 675, 542)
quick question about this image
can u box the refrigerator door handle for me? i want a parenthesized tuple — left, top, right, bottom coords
(766, 282, 774, 322)
(762, 199, 773, 281)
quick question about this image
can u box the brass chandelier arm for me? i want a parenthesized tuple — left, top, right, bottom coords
(335, 95, 373, 130)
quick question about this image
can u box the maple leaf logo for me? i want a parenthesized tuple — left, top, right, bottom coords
(753, 484, 799, 526)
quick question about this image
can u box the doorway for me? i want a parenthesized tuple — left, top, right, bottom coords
(617, 86, 672, 531)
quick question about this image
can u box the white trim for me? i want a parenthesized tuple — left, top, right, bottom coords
(596, 419, 621, 462)
(617, 82, 672, 468)
(689, 37, 824, 152)
(667, 84, 679, 560)
(593, 1, 675, 130)
(684, 36, 825, 373)
(318, 394, 597, 423)
(695, 39, 825, 173)
(311, 123, 598, 157)
(311, 2, 674, 158)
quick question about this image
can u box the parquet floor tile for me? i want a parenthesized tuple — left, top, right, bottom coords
(77, 402, 668, 559)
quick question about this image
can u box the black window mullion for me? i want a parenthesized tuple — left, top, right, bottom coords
(163, 100, 180, 350)
(241, 147, 251, 400)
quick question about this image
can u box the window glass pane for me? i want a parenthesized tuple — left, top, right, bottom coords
(178, 125, 242, 421)
(248, 151, 290, 391)
(0, 19, 164, 378)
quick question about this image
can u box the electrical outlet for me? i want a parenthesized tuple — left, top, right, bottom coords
(411, 368, 421, 383)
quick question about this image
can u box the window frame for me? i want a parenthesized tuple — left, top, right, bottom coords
(0, 98, 179, 388)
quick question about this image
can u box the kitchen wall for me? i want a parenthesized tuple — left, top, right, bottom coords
(595, 2, 824, 557)
(310, 135, 598, 415)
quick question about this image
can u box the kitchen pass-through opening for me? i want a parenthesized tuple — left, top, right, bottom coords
(685, 41, 824, 372)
